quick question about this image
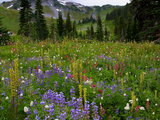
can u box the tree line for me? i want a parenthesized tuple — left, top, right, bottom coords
(106, 0, 160, 42)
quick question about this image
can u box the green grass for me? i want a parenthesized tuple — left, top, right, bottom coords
(0, 7, 19, 33)
(43, 6, 54, 16)
(0, 40, 160, 119)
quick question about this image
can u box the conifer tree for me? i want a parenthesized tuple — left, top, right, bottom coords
(90, 24, 94, 39)
(66, 13, 72, 35)
(18, 0, 32, 37)
(35, 0, 48, 40)
(0, 18, 10, 45)
(96, 15, 103, 41)
(49, 18, 56, 42)
(104, 26, 109, 41)
(86, 27, 91, 39)
(57, 11, 64, 37)
(72, 21, 77, 38)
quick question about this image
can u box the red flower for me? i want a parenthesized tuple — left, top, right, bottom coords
(83, 69, 86, 73)
(11, 48, 17, 53)
(70, 61, 73, 63)
(146, 101, 150, 109)
(70, 75, 74, 78)
(114, 64, 119, 71)
(82, 76, 88, 81)
(91, 84, 96, 88)
(135, 106, 141, 112)
(98, 89, 103, 94)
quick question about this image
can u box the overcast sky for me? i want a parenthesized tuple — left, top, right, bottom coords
(0, 0, 131, 6)
(72, 0, 130, 6)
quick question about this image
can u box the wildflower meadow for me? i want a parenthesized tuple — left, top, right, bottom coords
(0, 40, 160, 120)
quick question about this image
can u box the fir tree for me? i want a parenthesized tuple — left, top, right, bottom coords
(0, 18, 10, 45)
(18, 0, 32, 37)
(96, 15, 103, 41)
(72, 21, 77, 38)
(104, 26, 109, 41)
(90, 24, 94, 39)
(57, 11, 64, 37)
(49, 18, 56, 42)
(35, 0, 48, 40)
(86, 27, 91, 39)
(65, 13, 72, 35)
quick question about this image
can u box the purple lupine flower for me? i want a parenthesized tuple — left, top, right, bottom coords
(0, 106, 4, 110)
(66, 73, 72, 79)
(91, 102, 101, 120)
(71, 108, 83, 120)
(34, 110, 38, 115)
(40, 101, 46, 105)
(58, 112, 67, 120)
(1, 92, 6, 96)
(70, 87, 75, 96)
(35, 115, 40, 120)
(45, 70, 53, 78)
(115, 109, 119, 115)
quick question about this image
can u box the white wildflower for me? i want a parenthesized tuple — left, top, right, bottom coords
(45, 105, 49, 109)
(24, 107, 29, 112)
(140, 107, 145, 110)
(20, 93, 23, 97)
(30, 101, 34, 107)
(123, 93, 127, 96)
(85, 80, 93, 85)
(124, 103, 130, 110)
(146, 98, 150, 101)
(136, 98, 139, 101)
(21, 80, 25, 83)
(129, 100, 133, 104)
(5, 96, 9, 100)
(1, 77, 5, 81)
(152, 112, 155, 115)
(38, 69, 42, 73)
(155, 103, 158, 106)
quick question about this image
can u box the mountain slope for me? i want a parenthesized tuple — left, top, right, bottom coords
(0, 6, 19, 33)
(0, 0, 119, 20)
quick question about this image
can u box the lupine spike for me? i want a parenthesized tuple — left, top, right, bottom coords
(79, 84, 83, 98)
(83, 88, 87, 102)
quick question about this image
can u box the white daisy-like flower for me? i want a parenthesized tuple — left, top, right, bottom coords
(30, 101, 34, 107)
(124, 103, 130, 110)
(152, 112, 155, 115)
(45, 105, 49, 109)
(5, 96, 9, 100)
(155, 103, 158, 106)
(123, 93, 127, 96)
(146, 98, 150, 101)
(20, 93, 23, 97)
(85, 80, 93, 85)
(136, 98, 139, 101)
(21, 80, 25, 83)
(140, 107, 145, 110)
(129, 100, 133, 104)
(24, 106, 29, 112)
(1, 77, 5, 81)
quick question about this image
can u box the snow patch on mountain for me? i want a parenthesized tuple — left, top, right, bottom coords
(7, 4, 13, 9)
(0, 0, 13, 4)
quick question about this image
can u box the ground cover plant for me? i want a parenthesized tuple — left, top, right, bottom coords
(0, 40, 160, 120)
